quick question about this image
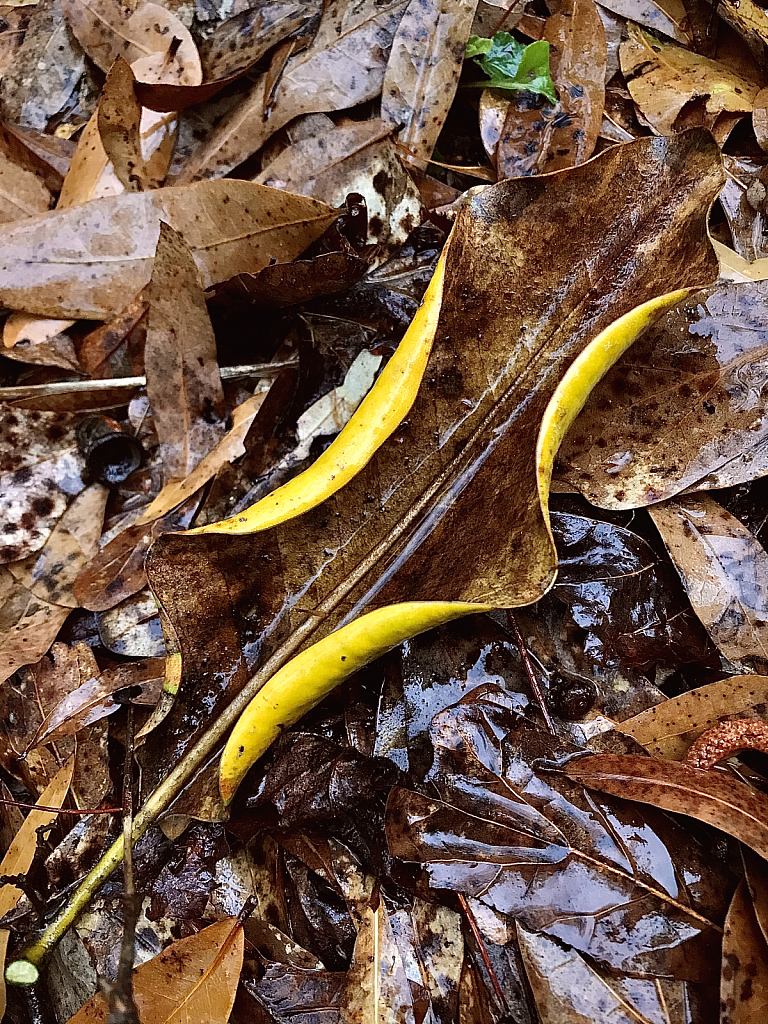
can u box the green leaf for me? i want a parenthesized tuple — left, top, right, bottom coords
(466, 33, 557, 104)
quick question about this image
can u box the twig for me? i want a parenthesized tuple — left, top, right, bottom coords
(506, 610, 556, 734)
(457, 894, 507, 1012)
(0, 798, 121, 815)
(0, 360, 297, 402)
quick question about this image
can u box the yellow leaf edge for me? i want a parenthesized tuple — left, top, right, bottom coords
(218, 287, 691, 803)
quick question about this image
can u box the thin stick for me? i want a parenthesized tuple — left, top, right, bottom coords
(0, 798, 121, 815)
(506, 610, 556, 734)
(0, 360, 297, 402)
(457, 894, 507, 1011)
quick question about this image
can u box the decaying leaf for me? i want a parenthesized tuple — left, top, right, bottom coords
(558, 279, 768, 506)
(496, 0, 606, 177)
(564, 753, 768, 860)
(649, 496, 768, 673)
(721, 878, 768, 1024)
(596, 0, 689, 42)
(619, 675, 768, 759)
(0, 180, 337, 319)
(0, 758, 72, 1019)
(68, 917, 244, 1023)
(145, 131, 724, 786)
(97, 56, 147, 193)
(60, 0, 202, 86)
(381, 0, 479, 169)
(174, 0, 410, 183)
(0, 149, 51, 222)
(620, 23, 760, 141)
(145, 224, 227, 482)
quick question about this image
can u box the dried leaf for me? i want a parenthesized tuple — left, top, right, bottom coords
(60, 0, 202, 86)
(620, 23, 760, 140)
(496, 0, 606, 177)
(145, 131, 724, 785)
(558, 280, 768, 506)
(97, 591, 165, 658)
(685, 718, 768, 769)
(0, 758, 72, 1020)
(198, 0, 312, 82)
(564, 752, 768, 860)
(721, 879, 768, 1024)
(145, 223, 227, 482)
(595, 0, 689, 42)
(256, 119, 423, 251)
(619, 675, 768, 759)
(68, 917, 244, 1024)
(221, 251, 369, 311)
(0, 180, 337, 319)
(649, 496, 768, 672)
(381, 0, 479, 169)
(97, 56, 146, 192)
(0, 148, 51, 221)
(174, 0, 409, 183)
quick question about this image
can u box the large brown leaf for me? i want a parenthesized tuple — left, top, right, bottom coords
(144, 131, 724, 787)
(0, 181, 336, 319)
(558, 280, 768, 506)
(564, 753, 768, 860)
(721, 878, 768, 1024)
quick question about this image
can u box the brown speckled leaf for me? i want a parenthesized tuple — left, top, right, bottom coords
(97, 56, 146, 193)
(0, 150, 51, 222)
(558, 281, 768, 507)
(564, 753, 768, 860)
(649, 496, 768, 673)
(0, 181, 337, 319)
(198, 0, 313, 82)
(144, 130, 724, 788)
(174, 0, 409, 183)
(381, 0, 479, 169)
(721, 879, 768, 1024)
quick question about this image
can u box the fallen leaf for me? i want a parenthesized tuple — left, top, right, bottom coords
(649, 496, 768, 673)
(595, 0, 689, 42)
(0, 408, 86, 565)
(496, 0, 606, 177)
(619, 675, 768, 759)
(0, 180, 337, 319)
(564, 752, 768, 860)
(60, 0, 202, 86)
(97, 590, 165, 658)
(97, 56, 147, 192)
(67, 916, 244, 1024)
(219, 251, 369, 311)
(386, 687, 728, 978)
(620, 23, 760, 141)
(145, 223, 227, 482)
(685, 718, 768, 769)
(717, 0, 768, 69)
(721, 879, 768, 1024)
(32, 658, 164, 746)
(557, 280, 768, 506)
(0, 758, 72, 1020)
(715, 239, 768, 282)
(0, 148, 51, 221)
(256, 119, 423, 251)
(0, 0, 88, 133)
(197, 0, 312, 81)
(381, 0, 479, 169)
(174, 0, 410, 183)
(144, 131, 723, 786)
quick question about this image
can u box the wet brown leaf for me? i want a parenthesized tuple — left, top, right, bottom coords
(596, 0, 689, 42)
(620, 23, 760, 141)
(97, 56, 146, 193)
(558, 280, 768, 507)
(721, 878, 768, 1024)
(497, 0, 606, 178)
(68, 916, 244, 1024)
(564, 753, 768, 860)
(145, 223, 227, 482)
(221, 251, 369, 311)
(386, 687, 728, 980)
(649, 496, 768, 673)
(174, 0, 410, 183)
(60, 0, 202, 86)
(0, 180, 337, 319)
(619, 675, 768, 759)
(381, 0, 479, 169)
(145, 131, 724, 785)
